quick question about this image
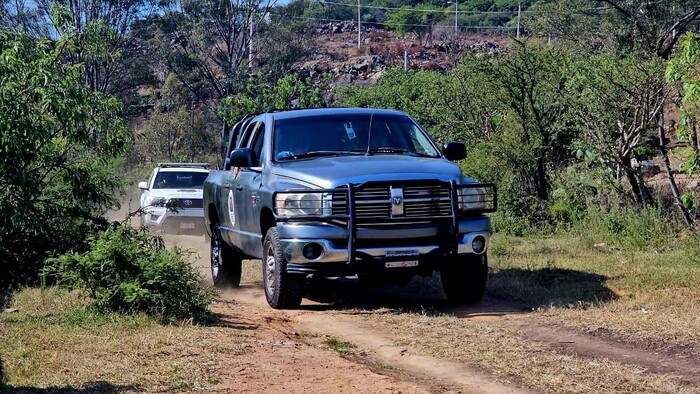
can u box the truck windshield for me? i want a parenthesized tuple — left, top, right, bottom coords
(273, 113, 440, 161)
(153, 171, 209, 189)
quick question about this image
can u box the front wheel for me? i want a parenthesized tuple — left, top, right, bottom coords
(211, 226, 242, 288)
(263, 227, 304, 309)
(440, 254, 488, 304)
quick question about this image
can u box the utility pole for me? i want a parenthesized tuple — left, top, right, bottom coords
(454, 0, 458, 33)
(357, 0, 361, 48)
(516, 2, 521, 39)
(249, 15, 254, 68)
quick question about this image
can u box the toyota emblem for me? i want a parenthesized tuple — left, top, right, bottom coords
(183, 199, 193, 206)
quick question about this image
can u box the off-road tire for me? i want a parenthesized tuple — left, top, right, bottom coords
(263, 227, 304, 309)
(210, 226, 242, 288)
(440, 254, 488, 304)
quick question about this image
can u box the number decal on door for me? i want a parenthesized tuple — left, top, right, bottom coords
(227, 190, 235, 226)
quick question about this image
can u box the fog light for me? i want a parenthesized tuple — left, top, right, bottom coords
(302, 243, 324, 260)
(471, 236, 486, 254)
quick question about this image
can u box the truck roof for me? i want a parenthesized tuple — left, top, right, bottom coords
(266, 108, 408, 121)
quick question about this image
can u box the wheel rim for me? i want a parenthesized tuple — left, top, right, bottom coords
(211, 236, 221, 281)
(264, 243, 276, 297)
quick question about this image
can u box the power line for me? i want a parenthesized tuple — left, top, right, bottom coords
(294, 15, 517, 29)
(310, 0, 613, 15)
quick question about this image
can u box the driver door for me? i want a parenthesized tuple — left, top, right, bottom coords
(235, 121, 265, 258)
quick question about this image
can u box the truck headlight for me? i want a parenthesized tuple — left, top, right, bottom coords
(275, 192, 332, 217)
(458, 187, 486, 211)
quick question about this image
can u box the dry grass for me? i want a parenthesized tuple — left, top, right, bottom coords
(362, 312, 696, 394)
(338, 231, 700, 393)
(488, 233, 700, 346)
(0, 288, 247, 392)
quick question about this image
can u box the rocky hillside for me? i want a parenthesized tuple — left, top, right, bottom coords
(295, 22, 508, 88)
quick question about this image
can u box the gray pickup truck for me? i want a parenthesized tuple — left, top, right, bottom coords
(203, 108, 496, 309)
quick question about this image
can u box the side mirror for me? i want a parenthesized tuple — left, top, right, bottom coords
(443, 142, 467, 161)
(138, 181, 148, 190)
(229, 148, 257, 168)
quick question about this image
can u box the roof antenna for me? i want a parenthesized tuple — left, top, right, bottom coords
(365, 110, 374, 156)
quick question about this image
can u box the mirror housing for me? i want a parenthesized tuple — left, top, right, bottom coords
(229, 148, 257, 168)
(443, 142, 467, 161)
(138, 181, 148, 190)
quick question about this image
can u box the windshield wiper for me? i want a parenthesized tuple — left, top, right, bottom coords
(352, 147, 434, 157)
(278, 151, 363, 161)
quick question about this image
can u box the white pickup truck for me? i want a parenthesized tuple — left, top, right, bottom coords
(138, 163, 210, 235)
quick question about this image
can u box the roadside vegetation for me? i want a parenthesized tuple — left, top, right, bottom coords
(2, 0, 700, 391)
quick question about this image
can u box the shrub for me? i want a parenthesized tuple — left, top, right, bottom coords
(45, 224, 214, 322)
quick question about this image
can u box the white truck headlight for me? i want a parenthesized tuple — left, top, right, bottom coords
(275, 192, 332, 217)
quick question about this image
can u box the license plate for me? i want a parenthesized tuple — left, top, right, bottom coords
(386, 249, 420, 258)
(179, 222, 195, 229)
(385, 260, 419, 268)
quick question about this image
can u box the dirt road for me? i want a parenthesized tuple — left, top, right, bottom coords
(162, 233, 700, 394)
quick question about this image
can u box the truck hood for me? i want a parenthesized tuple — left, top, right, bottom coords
(271, 155, 472, 189)
(147, 189, 203, 199)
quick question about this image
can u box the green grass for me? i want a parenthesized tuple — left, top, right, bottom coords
(323, 336, 358, 355)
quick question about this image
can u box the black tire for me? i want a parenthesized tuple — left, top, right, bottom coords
(262, 227, 304, 309)
(440, 254, 488, 304)
(210, 226, 242, 288)
(357, 271, 415, 286)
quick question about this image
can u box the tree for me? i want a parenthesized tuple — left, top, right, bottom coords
(528, 0, 700, 59)
(162, 0, 277, 114)
(218, 73, 325, 125)
(591, 0, 700, 59)
(569, 53, 665, 205)
(0, 27, 131, 288)
(666, 32, 700, 223)
(482, 41, 576, 202)
(385, 4, 444, 46)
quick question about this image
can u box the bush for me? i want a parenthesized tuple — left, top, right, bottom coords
(45, 224, 214, 322)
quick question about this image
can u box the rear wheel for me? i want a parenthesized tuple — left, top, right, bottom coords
(440, 254, 488, 304)
(210, 226, 242, 288)
(263, 227, 304, 309)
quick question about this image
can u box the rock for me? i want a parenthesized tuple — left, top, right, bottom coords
(370, 55, 385, 65)
(352, 60, 370, 73)
(333, 74, 352, 87)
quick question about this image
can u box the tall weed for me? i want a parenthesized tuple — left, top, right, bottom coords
(573, 207, 678, 250)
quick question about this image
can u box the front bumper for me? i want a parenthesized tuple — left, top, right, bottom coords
(143, 207, 206, 233)
(282, 231, 489, 264)
(274, 181, 496, 276)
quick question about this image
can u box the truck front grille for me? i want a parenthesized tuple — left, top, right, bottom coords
(331, 183, 453, 220)
(169, 198, 203, 209)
